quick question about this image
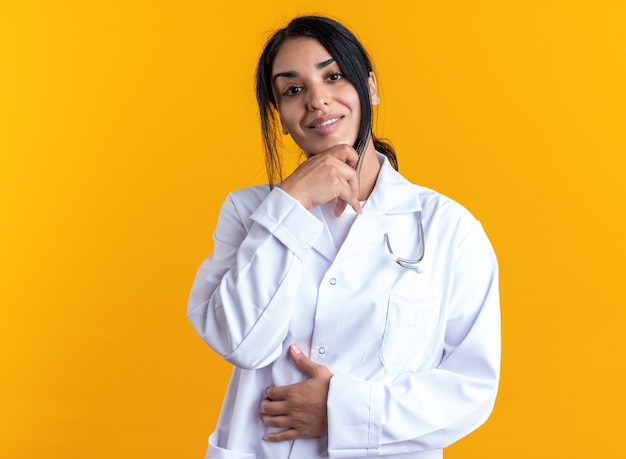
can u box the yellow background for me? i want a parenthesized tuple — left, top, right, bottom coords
(1, 1, 625, 457)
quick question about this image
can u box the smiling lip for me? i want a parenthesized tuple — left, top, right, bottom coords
(308, 114, 344, 131)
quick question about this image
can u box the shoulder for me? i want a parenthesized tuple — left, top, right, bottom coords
(223, 184, 272, 215)
(382, 162, 478, 227)
(213, 184, 272, 232)
(414, 184, 491, 252)
(385, 165, 484, 244)
(416, 185, 475, 221)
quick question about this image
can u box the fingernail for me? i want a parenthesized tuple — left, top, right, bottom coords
(291, 343, 302, 355)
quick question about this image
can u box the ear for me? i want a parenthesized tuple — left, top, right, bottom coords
(368, 71, 380, 106)
(280, 119, 289, 135)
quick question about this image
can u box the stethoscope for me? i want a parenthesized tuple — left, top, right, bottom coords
(384, 211, 425, 270)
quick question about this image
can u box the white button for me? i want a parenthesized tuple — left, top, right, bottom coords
(329, 278, 336, 285)
(318, 347, 326, 355)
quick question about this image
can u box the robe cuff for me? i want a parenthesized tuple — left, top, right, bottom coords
(250, 188, 323, 261)
(327, 374, 384, 457)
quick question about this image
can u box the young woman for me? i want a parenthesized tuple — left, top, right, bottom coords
(188, 15, 500, 459)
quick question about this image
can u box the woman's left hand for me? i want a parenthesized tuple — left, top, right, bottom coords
(260, 344, 332, 441)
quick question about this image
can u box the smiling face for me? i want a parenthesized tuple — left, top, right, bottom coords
(271, 37, 378, 157)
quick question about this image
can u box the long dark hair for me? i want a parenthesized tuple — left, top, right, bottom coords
(255, 15, 398, 186)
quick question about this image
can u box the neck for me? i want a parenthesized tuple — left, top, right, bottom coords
(356, 138, 381, 201)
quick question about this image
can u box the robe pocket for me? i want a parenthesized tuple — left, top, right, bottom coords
(380, 294, 440, 374)
(206, 431, 256, 459)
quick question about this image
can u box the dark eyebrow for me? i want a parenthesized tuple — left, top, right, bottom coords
(273, 58, 337, 81)
(273, 71, 297, 81)
(316, 58, 336, 70)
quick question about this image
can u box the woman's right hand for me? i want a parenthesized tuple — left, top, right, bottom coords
(278, 144, 362, 217)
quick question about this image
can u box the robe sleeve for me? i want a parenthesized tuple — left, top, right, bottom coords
(187, 187, 323, 369)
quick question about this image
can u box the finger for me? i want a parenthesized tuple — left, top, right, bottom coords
(264, 386, 286, 402)
(289, 343, 313, 376)
(260, 399, 288, 416)
(333, 198, 349, 217)
(259, 413, 293, 429)
(325, 144, 359, 166)
(289, 344, 318, 377)
(263, 428, 300, 443)
(345, 171, 363, 214)
(331, 165, 361, 216)
(343, 148, 360, 168)
(335, 184, 362, 216)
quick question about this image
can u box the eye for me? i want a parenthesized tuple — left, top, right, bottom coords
(282, 85, 302, 97)
(327, 72, 344, 82)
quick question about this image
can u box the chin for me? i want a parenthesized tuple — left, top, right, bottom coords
(301, 139, 356, 157)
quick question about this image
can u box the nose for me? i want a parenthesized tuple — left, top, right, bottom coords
(306, 82, 329, 111)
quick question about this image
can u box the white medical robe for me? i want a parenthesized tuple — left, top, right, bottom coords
(188, 155, 500, 458)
